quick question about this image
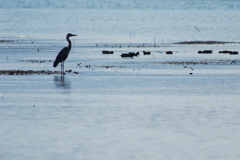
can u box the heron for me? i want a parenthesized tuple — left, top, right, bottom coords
(53, 33, 78, 74)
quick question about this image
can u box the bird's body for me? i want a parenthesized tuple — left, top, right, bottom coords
(53, 47, 69, 67)
(53, 33, 77, 74)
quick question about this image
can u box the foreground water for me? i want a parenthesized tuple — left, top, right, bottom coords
(1, 38, 240, 160)
(1, 0, 240, 159)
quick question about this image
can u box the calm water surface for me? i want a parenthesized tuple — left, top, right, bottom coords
(1, 0, 240, 42)
(1, 0, 240, 160)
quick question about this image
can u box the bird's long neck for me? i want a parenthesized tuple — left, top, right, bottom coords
(67, 36, 72, 52)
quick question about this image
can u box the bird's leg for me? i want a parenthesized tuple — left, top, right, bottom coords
(61, 62, 64, 75)
(60, 62, 61, 74)
(63, 61, 65, 74)
(60, 62, 63, 81)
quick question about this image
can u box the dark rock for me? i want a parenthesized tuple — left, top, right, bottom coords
(198, 50, 212, 54)
(102, 50, 114, 54)
(219, 50, 238, 55)
(143, 51, 151, 55)
(121, 52, 139, 58)
(166, 51, 173, 54)
(121, 53, 132, 57)
(219, 50, 231, 54)
(229, 51, 238, 55)
(65, 69, 72, 73)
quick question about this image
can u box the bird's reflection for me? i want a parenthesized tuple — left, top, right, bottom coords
(54, 75, 71, 90)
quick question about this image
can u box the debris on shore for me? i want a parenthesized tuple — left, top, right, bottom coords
(0, 40, 15, 43)
(19, 60, 52, 63)
(151, 59, 239, 65)
(173, 41, 237, 45)
(0, 70, 60, 75)
(96, 65, 126, 68)
(0, 70, 80, 75)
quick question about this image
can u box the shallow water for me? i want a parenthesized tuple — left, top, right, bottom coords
(1, 0, 240, 160)
(1, 39, 240, 160)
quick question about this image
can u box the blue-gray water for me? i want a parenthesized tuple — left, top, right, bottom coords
(1, 0, 240, 160)
(1, 0, 240, 42)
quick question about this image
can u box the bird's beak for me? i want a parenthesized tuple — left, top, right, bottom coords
(72, 34, 78, 36)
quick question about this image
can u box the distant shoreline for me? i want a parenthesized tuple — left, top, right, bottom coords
(1, 39, 239, 45)
(173, 41, 240, 45)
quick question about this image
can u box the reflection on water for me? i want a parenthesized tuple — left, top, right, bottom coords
(54, 75, 71, 90)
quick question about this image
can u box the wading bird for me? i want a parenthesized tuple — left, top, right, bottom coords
(53, 33, 78, 74)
